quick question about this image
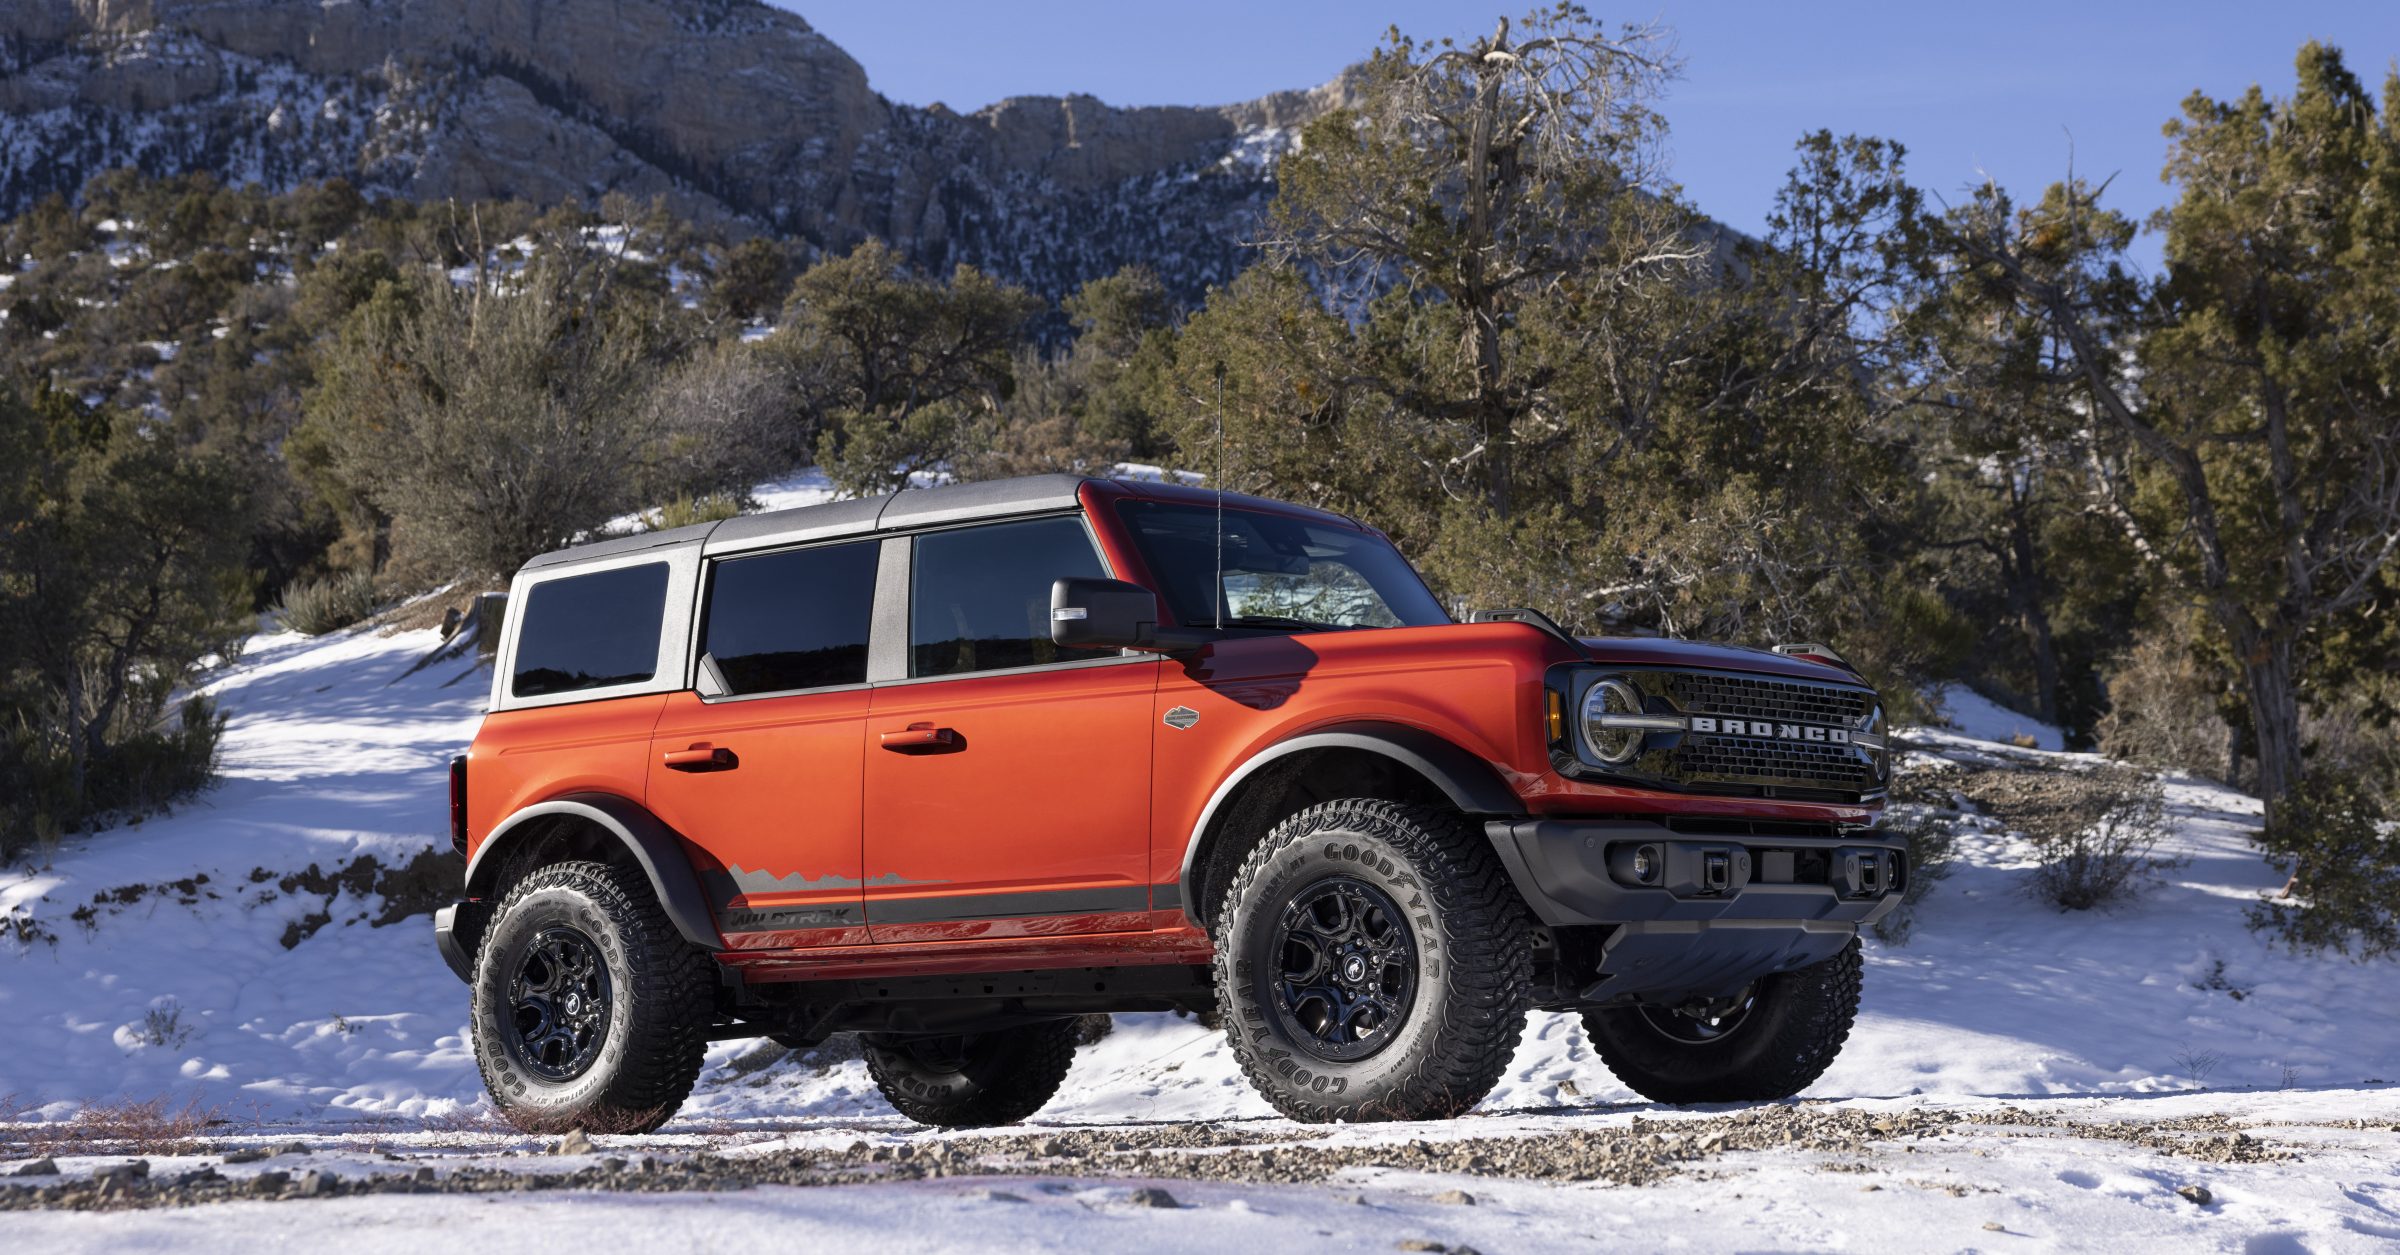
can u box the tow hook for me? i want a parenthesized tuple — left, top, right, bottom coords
(1842, 849, 1897, 898)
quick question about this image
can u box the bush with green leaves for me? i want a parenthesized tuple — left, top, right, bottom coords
(0, 382, 248, 855)
(274, 571, 378, 636)
(2249, 772, 2398, 959)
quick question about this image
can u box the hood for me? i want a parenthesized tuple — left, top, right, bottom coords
(1574, 636, 1866, 686)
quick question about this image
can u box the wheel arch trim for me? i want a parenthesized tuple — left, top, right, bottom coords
(465, 793, 724, 951)
(1175, 722, 1520, 929)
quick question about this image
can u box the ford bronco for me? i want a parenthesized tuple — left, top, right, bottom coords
(436, 474, 1901, 1131)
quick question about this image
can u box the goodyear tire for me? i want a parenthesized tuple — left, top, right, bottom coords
(1214, 799, 1533, 1123)
(862, 1020, 1079, 1128)
(1581, 938, 1863, 1105)
(470, 860, 713, 1134)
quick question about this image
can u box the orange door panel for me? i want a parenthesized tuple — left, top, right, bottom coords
(646, 688, 870, 950)
(862, 659, 1159, 941)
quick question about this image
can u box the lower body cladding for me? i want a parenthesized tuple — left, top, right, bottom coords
(1485, 818, 1904, 1005)
(724, 962, 1215, 1046)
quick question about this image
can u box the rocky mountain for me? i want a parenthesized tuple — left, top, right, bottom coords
(0, 0, 1351, 299)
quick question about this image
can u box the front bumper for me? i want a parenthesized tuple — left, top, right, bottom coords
(1486, 817, 1905, 1003)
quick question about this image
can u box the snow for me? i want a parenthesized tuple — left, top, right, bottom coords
(2, 555, 2395, 1245)
(7, 1112, 2397, 1255)
(1925, 682, 2068, 750)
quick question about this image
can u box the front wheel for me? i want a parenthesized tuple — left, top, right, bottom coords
(1214, 799, 1533, 1123)
(1581, 938, 1863, 1104)
(470, 861, 714, 1134)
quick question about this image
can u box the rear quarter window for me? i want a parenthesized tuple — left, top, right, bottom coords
(511, 562, 670, 698)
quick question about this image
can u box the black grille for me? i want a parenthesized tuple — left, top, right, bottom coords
(1667, 672, 1873, 726)
(1665, 734, 1878, 795)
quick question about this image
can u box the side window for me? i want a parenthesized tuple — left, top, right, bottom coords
(512, 563, 670, 698)
(910, 516, 1110, 677)
(702, 540, 878, 695)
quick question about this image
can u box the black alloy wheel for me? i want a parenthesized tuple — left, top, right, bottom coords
(1270, 876, 1418, 1061)
(470, 860, 713, 1134)
(1212, 799, 1533, 1123)
(508, 924, 613, 1080)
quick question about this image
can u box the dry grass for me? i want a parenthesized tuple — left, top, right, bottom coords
(3, 1095, 222, 1157)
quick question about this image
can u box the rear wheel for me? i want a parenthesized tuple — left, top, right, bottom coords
(1580, 938, 1863, 1104)
(1214, 799, 1532, 1123)
(470, 861, 713, 1134)
(862, 1020, 1079, 1127)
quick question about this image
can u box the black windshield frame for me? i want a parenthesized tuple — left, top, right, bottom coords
(1114, 500, 1449, 633)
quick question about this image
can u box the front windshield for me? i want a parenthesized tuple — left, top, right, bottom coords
(1115, 500, 1450, 631)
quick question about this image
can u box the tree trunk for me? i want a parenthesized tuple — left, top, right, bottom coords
(2003, 495, 2064, 728)
(2239, 628, 2303, 824)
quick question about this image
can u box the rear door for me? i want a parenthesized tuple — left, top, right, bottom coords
(861, 515, 1160, 941)
(645, 538, 881, 951)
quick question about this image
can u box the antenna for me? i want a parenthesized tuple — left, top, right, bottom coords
(1213, 361, 1226, 631)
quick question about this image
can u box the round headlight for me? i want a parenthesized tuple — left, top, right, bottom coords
(1581, 679, 1649, 764)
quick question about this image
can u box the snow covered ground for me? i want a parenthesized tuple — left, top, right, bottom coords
(3, 599, 2397, 1249)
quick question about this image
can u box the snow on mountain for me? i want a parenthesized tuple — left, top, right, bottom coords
(0, 0, 1346, 306)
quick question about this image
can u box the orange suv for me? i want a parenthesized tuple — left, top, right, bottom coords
(435, 475, 1902, 1131)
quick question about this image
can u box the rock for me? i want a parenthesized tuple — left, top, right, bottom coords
(297, 1169, 336, 1197)
(277, 1141, 311, 1157)
(92, 1160, 149, 1181)
(413, 1167, 437, 1184)
(221, 1148, 269, 1165)
(8, 1158, 57, 1177)
(0, 0, 1355, 307)
(1127, 1186, 1181, 1209)
(251, 1171, 290, 1194)
(1432, 1188, 1476, 1206)
(970, 1188, 1025, 1203)
(2178, 1184, 2214, 1206)
(1397, 1242, 1447, 1253)
(599, 1157, 626, 1173)
(553, 1129, 594, 1156)
(1037, 1138, 1068, 1157)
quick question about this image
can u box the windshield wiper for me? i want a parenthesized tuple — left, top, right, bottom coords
(1220, 614, 1353, 632)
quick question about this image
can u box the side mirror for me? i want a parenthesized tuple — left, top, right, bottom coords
(1050, 577, 1215, 656)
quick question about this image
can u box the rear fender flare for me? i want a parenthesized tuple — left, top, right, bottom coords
(1177, 722, 1520, 928)
(465, 793, 723, 951)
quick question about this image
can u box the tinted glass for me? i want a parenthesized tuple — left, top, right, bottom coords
(910, 517, 1110, 677)
(1116, 500, 1449, 631)
(512, 562, 669, 698)
(702, 541, 878, 695)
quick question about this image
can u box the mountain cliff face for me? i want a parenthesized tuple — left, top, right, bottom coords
(0, 0, 1348, 298)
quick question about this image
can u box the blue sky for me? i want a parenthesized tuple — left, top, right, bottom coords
(781, 2, 2400, 269)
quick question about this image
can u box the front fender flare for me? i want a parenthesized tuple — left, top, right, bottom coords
(465, 793, 723, 951)
(1176, 722, 1521, 926)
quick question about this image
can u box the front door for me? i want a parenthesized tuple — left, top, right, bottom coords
(645, 537, 881, 951)
(862, 515, 1159, 942)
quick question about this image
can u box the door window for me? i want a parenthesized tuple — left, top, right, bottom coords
(702, 540, 880, 695)
(909, 517, 1110, 677)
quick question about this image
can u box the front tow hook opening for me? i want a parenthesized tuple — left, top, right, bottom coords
(1701, 851, 1732, 894)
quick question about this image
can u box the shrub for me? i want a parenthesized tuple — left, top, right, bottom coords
(274, 570, 377, 635)
(1958, 763, 2177, 910)
(1870, 807, 1959, 945)
(643, 493, 747, 533)
(2249, 772, 2399, 959)
(2095, 617, 2230, 781)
